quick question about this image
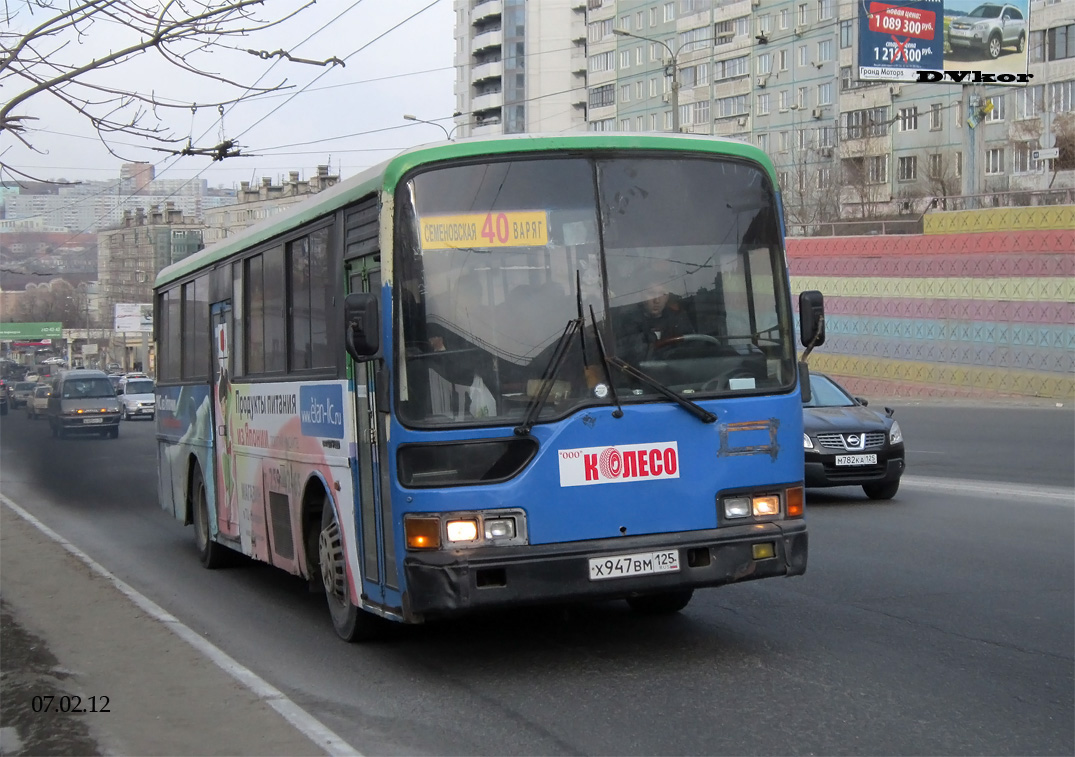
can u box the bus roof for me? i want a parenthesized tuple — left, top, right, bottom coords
(155, 132, 779, 287)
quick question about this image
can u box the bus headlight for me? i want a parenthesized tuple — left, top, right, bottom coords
(404, 509, 527, 550)
(484, 517, 516, 540)
(446, 519, 479, 543)
(723, 496, 752, 519)
(803, 433, 814, 449)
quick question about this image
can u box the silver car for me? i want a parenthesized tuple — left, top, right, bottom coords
(118, 377, 156, 420)
(948, 3, 1027, 60)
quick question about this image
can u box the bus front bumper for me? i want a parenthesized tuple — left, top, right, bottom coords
(401, 520, 807, 621)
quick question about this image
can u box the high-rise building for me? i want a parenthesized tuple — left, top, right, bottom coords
(453, 0, 1074, 222)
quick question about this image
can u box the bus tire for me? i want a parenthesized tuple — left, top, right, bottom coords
(626, 589, 694, 615)
(319, 502, 384, 642)
(192, 465, 229, 569)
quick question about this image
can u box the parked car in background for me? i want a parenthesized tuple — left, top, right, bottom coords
(803, 373, 905, 500)
(0, 379, 8, 415)
(10, 381, 37, 408)
(117, 376, 156, 420)
(27, 384, 51, 419)
(46, 369, 121, 439)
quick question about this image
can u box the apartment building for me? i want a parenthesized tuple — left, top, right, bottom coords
(452, 0, 1074, 221)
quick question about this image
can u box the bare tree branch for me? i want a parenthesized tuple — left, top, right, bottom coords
(2, 0, 326, 181)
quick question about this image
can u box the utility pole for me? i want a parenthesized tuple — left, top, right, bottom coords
(614, 29, 681, 132)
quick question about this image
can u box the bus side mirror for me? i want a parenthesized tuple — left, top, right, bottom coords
(345, 292, 381, 361)
(799, 290, 825, 349)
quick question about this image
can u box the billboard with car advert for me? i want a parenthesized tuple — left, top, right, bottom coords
(858, 0, 1031, 83)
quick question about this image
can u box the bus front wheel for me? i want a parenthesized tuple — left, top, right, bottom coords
(192, 466, 229, 569)
(626, 589, 694, 615)
(318, 502, 384, 642)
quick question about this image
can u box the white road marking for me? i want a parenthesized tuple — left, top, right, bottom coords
(0, 494, 361, 757)
(899, 476, 1075, 506)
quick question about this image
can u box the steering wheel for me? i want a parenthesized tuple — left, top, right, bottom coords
(651, 334, 725, 356)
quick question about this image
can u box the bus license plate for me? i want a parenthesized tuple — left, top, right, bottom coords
(589, 550, 680, 581)
(84, 418, 104, 424)
(836, 454, 876, 466)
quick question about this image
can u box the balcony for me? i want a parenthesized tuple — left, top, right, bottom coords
(472, 0, 502, 25)
(472, 28, 503, 53)
(472, 60, 503, 83)
(472, 90, 505, 112)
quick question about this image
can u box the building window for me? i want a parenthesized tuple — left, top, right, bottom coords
(716, 56, 749, 79)
(927, 153, 942, 179)
(650, 113, 658, 130)
(619, 14, 630, 30)
(694, 100, 710, 123)
(797, 86, 808, 109)
(664, 111, 673, 130)
(716, 19, 735, 43)
(664, 2, 675, 22)
(897, 156, 917, 182)
(798, 44, 808, 66)
(620, 118, 631, 131)
(817, 0, 833, 21)
(620, 84, 631, 103)
(636, 115, 644, 130)
(1013, 142, 1042, 173)
(985, 148, 1005, 175)
(736, 17, 749, 37)
(1047, 23, 1074, 61)
(649, 77, 658, 97)
(757, 13, 771, 35)
(898, 106, 918, 131)
(637, 46, 644, 65)
(779, 171, 789, 189)
(818, 126, 835, 147)
(1016, 85, 1043, 119)
(818, 82, 832, 105)
(817, 39, 832, 62)
(758, 133, 770, 151)
(779, 131, 790, 152)
(757, 93, 771, 114)
(1048, 80, 1073, 112)
(840, 19, 853, 48)
(780, 8, 789, 29)
(985, 95, 1005, 121)
(636, 10, 644, 29)
(778, 49, 788, 71)
(636, 80, 644, 99)
(757, 53, 772, 74)
(798, 3, 809, 25)
(930, 103, 943, 130)
(817, 167, 831, 188)
(867, 155, 888, 184)
(716, 94, 748, 117)
(797, 128, 808, 150)
(842, 107, 889, 138)
(650, 7, 658, 26)
(589, 84, 615, 108)
(619, 50, 631, 69)
(956, 152, 963, 177)
(779, 90, 790, 111)
(588, 51, 614, 72)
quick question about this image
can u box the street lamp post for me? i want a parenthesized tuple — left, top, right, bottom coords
(403, 113, 462, 141)
(614, 28, 681, 133)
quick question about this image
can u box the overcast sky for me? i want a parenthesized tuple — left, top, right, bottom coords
(6, 0, 456, 189)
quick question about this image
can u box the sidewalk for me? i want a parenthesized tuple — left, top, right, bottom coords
(0, 505, 336, 757)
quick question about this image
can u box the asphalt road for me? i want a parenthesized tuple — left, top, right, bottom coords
(1, 401, 1072, 756)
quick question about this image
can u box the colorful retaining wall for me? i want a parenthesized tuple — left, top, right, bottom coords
(787, 225, 1075, 401)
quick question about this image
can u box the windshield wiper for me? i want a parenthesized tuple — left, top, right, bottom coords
(607, 356, 717, 424)
(514, 318, 581, 435)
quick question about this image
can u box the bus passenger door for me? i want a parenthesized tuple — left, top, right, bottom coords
(210, 301, 239, 540)
(348, 260, 399, 609)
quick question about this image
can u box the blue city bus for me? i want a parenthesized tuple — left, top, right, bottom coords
(154, 134, 824, 641)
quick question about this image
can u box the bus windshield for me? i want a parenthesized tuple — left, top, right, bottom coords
(395, 154, 795, 428)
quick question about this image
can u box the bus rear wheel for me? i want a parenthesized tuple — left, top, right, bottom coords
(318, 502, 385, 642)
(626, 589, 694, 615)
(192, 466, 229, 569)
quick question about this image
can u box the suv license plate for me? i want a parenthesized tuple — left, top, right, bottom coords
(836, 454, 876, 466)
(589, 550, 680, 581)
(83, 417, 104, 424)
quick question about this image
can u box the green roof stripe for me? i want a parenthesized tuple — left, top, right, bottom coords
(156, 133, 778, 287)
